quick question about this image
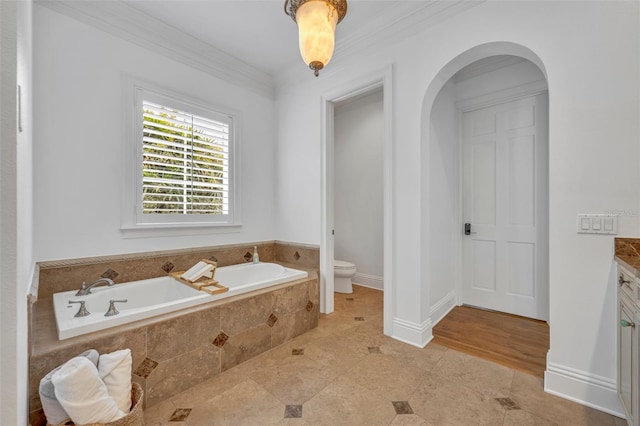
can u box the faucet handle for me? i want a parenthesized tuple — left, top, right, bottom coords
(75, 282, 88, 296)
(105, 299, 127, 317)
(68, 300, 90, 317)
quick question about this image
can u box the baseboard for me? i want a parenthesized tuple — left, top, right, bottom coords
(429, 290, 456, 326)
(544, 362, 625, 417)
(391, 317, 432, 348)
(352, 273, 383, 291)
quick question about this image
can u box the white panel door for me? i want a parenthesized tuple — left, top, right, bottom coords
(462, 94, 548, 320)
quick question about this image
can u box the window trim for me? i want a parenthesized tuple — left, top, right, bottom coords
(121, 77, 242, 235)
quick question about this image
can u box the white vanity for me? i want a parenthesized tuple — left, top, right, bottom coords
(618, 262, 640, 426)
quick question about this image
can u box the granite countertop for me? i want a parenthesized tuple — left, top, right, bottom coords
(615, 238, 640, 275)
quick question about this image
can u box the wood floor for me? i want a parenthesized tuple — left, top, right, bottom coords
(432, 305, 550, 377)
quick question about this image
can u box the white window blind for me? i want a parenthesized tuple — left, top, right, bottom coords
(141, 100, 231, 217)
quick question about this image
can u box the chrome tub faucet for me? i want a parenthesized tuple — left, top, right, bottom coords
(75, 278, 115, 296)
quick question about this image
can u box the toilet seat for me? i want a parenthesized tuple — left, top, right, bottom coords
(334, 260, 355, 270)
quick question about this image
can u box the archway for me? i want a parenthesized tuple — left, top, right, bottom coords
(419, 42, 549, 362)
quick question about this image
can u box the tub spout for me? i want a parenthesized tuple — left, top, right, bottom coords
(76, 278, 115, 296)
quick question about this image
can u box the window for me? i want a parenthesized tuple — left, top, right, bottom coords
(123, 82, 239, 232)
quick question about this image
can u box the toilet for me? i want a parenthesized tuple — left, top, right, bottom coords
(334, 260, 357, 294)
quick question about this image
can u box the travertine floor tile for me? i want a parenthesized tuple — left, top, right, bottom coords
(143, 398, 176, 426)
(409, 373, 506, 425)
(302, 334, 367, 367)
(333, 323, 395, 356)
(509, 371, 617, 426)
(142, 285, 623, 426)
(389, 414, 433, 425)
(185, 379, 284, 426)
(248, 351, 342, 404)
(170, 366, 247, 408)
(302, 376, 396, 425)
(503, 409, 559, 426)
(432, 348, 514, 397)
(315, 313, 361, 334)
(378, 340, 448, 373)
(344, 353, 428, 401)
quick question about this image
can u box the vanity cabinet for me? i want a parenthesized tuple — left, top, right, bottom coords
(618, 264, 639, 426)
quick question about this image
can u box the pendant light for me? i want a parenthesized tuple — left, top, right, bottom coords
(284, 0, 348, 77)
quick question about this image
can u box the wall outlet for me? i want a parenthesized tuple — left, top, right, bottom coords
(577, 214, 617, 235)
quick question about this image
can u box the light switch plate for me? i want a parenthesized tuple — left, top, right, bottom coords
(577, 214, 618, 235)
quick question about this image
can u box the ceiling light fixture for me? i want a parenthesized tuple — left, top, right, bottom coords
(284, 0, 348, 77)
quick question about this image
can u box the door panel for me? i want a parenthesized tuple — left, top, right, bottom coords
(462, 94, 548, 320)
(507, 242, 535, 297)
(472, 240, 496, 292)
(507, 135, 535, 226)
(472, 141, 497, 225)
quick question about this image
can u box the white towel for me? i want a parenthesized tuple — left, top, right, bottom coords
(39, 349, 99, 425)
(52, 356, 125, 425)
(181, 261, 213, 281)
(98, 349, 132, 413)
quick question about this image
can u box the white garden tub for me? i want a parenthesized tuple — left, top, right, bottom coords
(53, 262, 308, 340)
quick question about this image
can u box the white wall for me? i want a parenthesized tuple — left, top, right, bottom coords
(1, 0, 33, 422)
(275, 1, 639, 415)
(33, 6, 278, 262)
(334, 90, 384, 289)
(455, 59, 545, 101)
(427, 80, 458, 323)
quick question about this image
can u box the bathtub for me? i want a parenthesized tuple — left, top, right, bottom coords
(53, 262, 308, 340)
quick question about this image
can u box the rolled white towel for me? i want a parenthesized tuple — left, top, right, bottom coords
(39, 349, 99, 425)
(98, 349, 132, 413)
(52, 356, 125, 425)
(181, 261, 213, 281)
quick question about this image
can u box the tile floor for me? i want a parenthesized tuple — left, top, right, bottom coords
(144, 286, 626, 426)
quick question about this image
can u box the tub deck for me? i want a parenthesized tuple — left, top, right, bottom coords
(53, 262, 308, 340)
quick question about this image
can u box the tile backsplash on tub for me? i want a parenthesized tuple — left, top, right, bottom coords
(36, 241, 317, 299)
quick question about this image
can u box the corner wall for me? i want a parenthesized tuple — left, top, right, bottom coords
(1, 0, 34, 422)
(427, 80, 458, 324)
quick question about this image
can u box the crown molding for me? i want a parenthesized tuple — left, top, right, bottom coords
(275, 0, 485, 94)
(35, 0, 276, 99)
(336, 1, 483, 60)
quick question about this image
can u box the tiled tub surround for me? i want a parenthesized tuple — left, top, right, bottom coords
(29, 241, 319, 425)
(35, 241, 319, 299)
(30, 273, 319, 425)
(54, 263, 308, 340)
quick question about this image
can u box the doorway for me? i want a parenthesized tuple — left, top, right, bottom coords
(427, 54, 549, 323)
(320, 67, 393, 336)
(333, 89, 384, 293)
(461, 93, 549, 320)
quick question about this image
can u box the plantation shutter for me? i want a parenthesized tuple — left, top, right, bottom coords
(141, 100, 230, 216)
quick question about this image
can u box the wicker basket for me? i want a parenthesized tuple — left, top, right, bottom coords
(53, 382, 144, 426)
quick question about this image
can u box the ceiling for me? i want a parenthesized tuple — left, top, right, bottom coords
(122, 1, 432, 75)
(38, 0, 483, 97)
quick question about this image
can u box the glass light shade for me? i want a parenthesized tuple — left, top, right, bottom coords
(296, 0, 338, 74)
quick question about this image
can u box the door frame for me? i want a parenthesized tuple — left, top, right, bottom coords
(320, 65, 393, 335)
(454, 80, 549, 319)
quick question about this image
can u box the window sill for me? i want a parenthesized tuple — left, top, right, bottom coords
(120, 223, 242, 239)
